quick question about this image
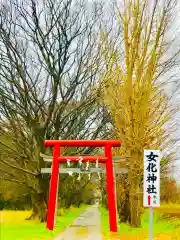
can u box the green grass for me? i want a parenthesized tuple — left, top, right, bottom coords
(99, 204, 180, 239)
(0, 204, 89, 240)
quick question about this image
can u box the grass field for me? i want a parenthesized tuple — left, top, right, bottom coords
(0, 204, 88, 240)
(99, 204, 180, 240)
(1, 204, 180, 239)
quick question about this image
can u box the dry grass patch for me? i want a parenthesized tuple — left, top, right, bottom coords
(154, 204, 180, 219)
(108, 232, 180, 240)
(0, 210, 32, 225)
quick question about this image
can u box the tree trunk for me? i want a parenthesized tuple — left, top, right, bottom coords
(37, 194, 48, 222)
(26, 203, 38, 220)
(25, 177, 48, 221)
(26, 191, 48, 222)
(129, 185, 143, 227)
(117, 189, 131, 223)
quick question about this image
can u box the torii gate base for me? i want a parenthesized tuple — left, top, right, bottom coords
(44, 140, 120, 232)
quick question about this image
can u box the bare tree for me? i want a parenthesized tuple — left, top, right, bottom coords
(0, 0, 110, 221)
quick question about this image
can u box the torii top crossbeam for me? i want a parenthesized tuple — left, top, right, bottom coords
(44, 139, 121, 232)
(45, 139, 120, 147)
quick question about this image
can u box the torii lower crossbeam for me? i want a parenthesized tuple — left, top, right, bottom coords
(44, 140, 120, 232)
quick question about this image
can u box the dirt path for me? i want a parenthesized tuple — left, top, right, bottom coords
(54, 204, 102, 240)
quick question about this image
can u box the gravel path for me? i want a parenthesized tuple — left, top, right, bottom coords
(53, 204, 102, 240)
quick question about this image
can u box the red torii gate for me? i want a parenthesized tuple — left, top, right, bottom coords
(44, 139, 121, 232)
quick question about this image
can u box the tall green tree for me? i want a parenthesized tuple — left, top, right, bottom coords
(100, 0, 179, 227)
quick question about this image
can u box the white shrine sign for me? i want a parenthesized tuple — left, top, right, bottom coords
(143, 150, 161, 207)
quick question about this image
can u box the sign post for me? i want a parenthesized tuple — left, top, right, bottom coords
(150, 206, 153, 240)
(143, 150, 161, 240)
